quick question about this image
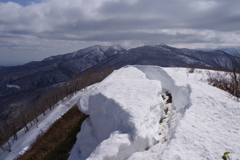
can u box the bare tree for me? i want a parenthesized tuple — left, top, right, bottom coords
(206, 59, 240, 100)
(230, 58, 240, 98)
(0, 126, 12, 152)
(0, 140, 11, 152)
(31, 103, 39, 123)
(187, 64, 196, 73)
(19, 103, 29, 132)
(9, 119, 18, 141)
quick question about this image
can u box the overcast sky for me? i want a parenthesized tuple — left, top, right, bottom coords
(0, 0, 240, 66)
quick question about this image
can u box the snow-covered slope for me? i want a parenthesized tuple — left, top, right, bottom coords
(0, 88, 92, 160)
(69, 66, 240, 160)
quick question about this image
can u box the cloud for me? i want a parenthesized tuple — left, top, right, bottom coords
(0, 0, 240, 65)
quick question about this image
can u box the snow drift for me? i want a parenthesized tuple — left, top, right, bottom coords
(69, 66, 240, 160)
(69, 66, 165, 160)
(69, 66, 193, 160)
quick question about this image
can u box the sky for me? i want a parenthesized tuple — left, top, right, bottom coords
(0, 0, 240, 66)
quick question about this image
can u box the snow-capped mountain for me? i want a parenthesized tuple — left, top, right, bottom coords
(0, 44, 239, 133)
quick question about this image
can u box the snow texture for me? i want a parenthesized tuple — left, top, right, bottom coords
(69, 66, 165, 160)
(69, 66, 240, 160)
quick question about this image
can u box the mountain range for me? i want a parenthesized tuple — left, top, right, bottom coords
(216, 47, 240, 57)
(0, 44, 239, 131)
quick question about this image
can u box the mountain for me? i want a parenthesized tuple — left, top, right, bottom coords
(178, 48, 237, 69)
(0, 44, 239, 132)
(202, 47, 240, 58)
(218, 47, 240, 57)
(94, 44, 239, 70)
(0, 45, 125, 97)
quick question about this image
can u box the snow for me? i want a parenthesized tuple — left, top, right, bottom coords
(6, 84, 20, 89)
(111, 45, 126, 51)
(1, 66, 240, 160)
(158, 67, 240, 160)
(0, 87, 93, 160)
(69, 66, 240, 160)
(69, 66, 165, 160)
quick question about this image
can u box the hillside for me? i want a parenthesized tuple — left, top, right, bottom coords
(1, 66, 239, 160)
(214, 48, 240, 58)
(0, 88, 88, 160)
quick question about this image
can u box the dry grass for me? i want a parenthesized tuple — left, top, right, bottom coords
(16, 105, 88, 160)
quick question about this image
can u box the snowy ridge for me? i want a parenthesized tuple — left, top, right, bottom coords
(69, 66, 240, 160)
(128, 43, 169, 50)
(69, 66, 165, 160)
(1, 66, 239, 160)
(42, 45, 125, 62)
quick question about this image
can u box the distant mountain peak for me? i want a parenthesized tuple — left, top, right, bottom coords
(128, 43, 170, 50)
(220, 48, 240, 57)
(200, 47, 240, 58)
(42, 44, 126, 62)
(110, 44, 126, 50)
(97, 44, 126, 52)
(158, 43, 168, 47)
(42, 54, 62, 61)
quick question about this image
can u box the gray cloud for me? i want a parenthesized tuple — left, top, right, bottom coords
(0, 0, 240, 65)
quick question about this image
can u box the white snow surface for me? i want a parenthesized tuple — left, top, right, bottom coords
(69, 67, 165, 160)
(69, 66, 240, 160)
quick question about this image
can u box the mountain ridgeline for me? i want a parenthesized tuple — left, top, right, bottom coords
(1, 44, 239, 98)
(0, 44, 239, 137)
